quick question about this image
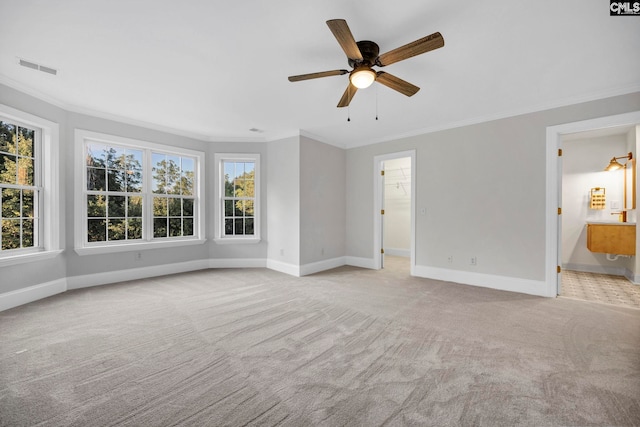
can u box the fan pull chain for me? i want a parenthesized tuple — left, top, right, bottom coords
(375, 85, 379, 121)
(347, 105, 351, 122)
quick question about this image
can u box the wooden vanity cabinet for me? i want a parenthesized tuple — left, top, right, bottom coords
(586, 223, 636, 255)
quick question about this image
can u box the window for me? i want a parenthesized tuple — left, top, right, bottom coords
(1, 120, 38, 252)
(215, 153, 260, 243)
(85, 142, 143, 243)
(0, 105, 60, 266)
(76, 130, 204, 254)
(151, 153, 195, 238)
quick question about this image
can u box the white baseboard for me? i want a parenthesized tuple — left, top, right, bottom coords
(299, 257, 346, 276)
(345, 256, 376, 270)
(0, 278, 67, 312)
(563, 263, 627, 277)
(209, 258, 267, 269)
(266, 259, 301, 277)
(413, 265, 554, 297)
(66, 259, 210, 290)
(384, 248, 410, 257)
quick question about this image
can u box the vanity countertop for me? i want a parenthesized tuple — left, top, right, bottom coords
(586, 221, 636, 226)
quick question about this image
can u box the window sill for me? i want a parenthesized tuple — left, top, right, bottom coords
(0, 249, 64, 267)
(75, 238, 206, 256)
(213, 237, 261, 245)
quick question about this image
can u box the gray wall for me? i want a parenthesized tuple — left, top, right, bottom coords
(0, 83, 269, 295)
(299, 136, 346, 265)
(208, 142, 269, 260)
(0, 84, 67, 293)
(64, 112, 211, 277)
(2, 79, 639, 300)
(266, 136, 300, 265)
(345, 93, 640, 282)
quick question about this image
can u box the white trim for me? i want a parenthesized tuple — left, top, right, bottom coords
(413, 265, 550, 298)
(2, 74, 638, 150)
(0, 104, 61, 264)
(75, 238, 205, 255)
(546, 111, 640, 297)
(347, 85, 640, 149)
(0, 278, 66, 312)
(213, 153, 261, 241)
(266, 259, 301, 277)
(563, 263, 627, 277)
(66, 259, 210, 290)
(0, 248, 62, 267)
(209, 258, 267, 269)
(299, 257, 346, 276)
(213, 237, 261, 245)
(627, 272, 640, 285)
(345, 256, 376, 269)
(384, 248, 411, 257)
(373, 150, 416, 273)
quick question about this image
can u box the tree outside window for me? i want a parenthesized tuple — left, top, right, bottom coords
(223, 161, 255, 236)
(0, 120, 37, 251)
(85, 143, 143, 242)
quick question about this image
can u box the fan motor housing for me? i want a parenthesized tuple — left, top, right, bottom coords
(348, 40, 380, 67)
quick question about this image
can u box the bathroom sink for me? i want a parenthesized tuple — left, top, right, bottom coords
(586, 221, 635, 225)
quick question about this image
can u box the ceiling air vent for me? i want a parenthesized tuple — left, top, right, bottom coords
(18, 58, 58, 76)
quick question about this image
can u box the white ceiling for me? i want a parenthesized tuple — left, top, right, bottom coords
(1, 0, 639, 148)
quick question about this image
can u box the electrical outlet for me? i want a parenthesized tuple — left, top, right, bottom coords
(470, 256, 477, 266)
(447, 256, 453, 263)
(135, 252, 142, 261)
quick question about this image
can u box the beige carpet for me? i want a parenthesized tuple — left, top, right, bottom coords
(1, 259, 639, 426)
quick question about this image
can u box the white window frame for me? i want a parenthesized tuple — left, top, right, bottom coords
(74, 130, 205, 255)
(0, 104, 61, 267)
(214, 153, 260, 244)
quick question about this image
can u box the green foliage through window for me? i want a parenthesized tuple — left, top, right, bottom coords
(223, 161, 255, 236)
(0, 120, 38, 251)
(151, 153, 195, 238)
(84, 141, 197, 243)
(85, 142, 144, 243)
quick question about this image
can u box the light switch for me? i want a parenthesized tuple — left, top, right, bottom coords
(611, 200, 621, 210)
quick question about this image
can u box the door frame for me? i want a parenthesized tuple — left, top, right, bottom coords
(373, 150, 416, 274)
(546, 111, 640, 296)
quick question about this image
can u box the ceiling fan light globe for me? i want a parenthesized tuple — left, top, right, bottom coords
(350, 69, 376, 89)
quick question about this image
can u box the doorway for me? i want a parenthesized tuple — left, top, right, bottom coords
(546, 111, 640, 298)
(374, 150, 416, 274)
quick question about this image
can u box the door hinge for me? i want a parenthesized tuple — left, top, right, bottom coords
(381, 248, 385, 254)
(381, 170, 385, 176)
(381, 209, 385, 215)
(558, 207, 562, 215)
(557, 265, 562, 273)
(558, 148, 563, 156)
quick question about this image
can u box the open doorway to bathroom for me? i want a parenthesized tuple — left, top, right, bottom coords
(374, 150, 415, 275)
(560, 124, 640, 309)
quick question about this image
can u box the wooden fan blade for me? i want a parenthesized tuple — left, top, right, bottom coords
(326, 19, 363, 61)
(337, 83, 358, 108)
(376, 71, 420, 97)
(288, 69, 349, 82)
(376, 32, 444, 67)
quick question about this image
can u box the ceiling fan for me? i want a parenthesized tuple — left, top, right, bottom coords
(288, 19, 444, 108)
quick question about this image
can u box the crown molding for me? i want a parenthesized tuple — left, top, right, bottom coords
(344, 84, 640, 149)
(2, 73, 638, 150)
